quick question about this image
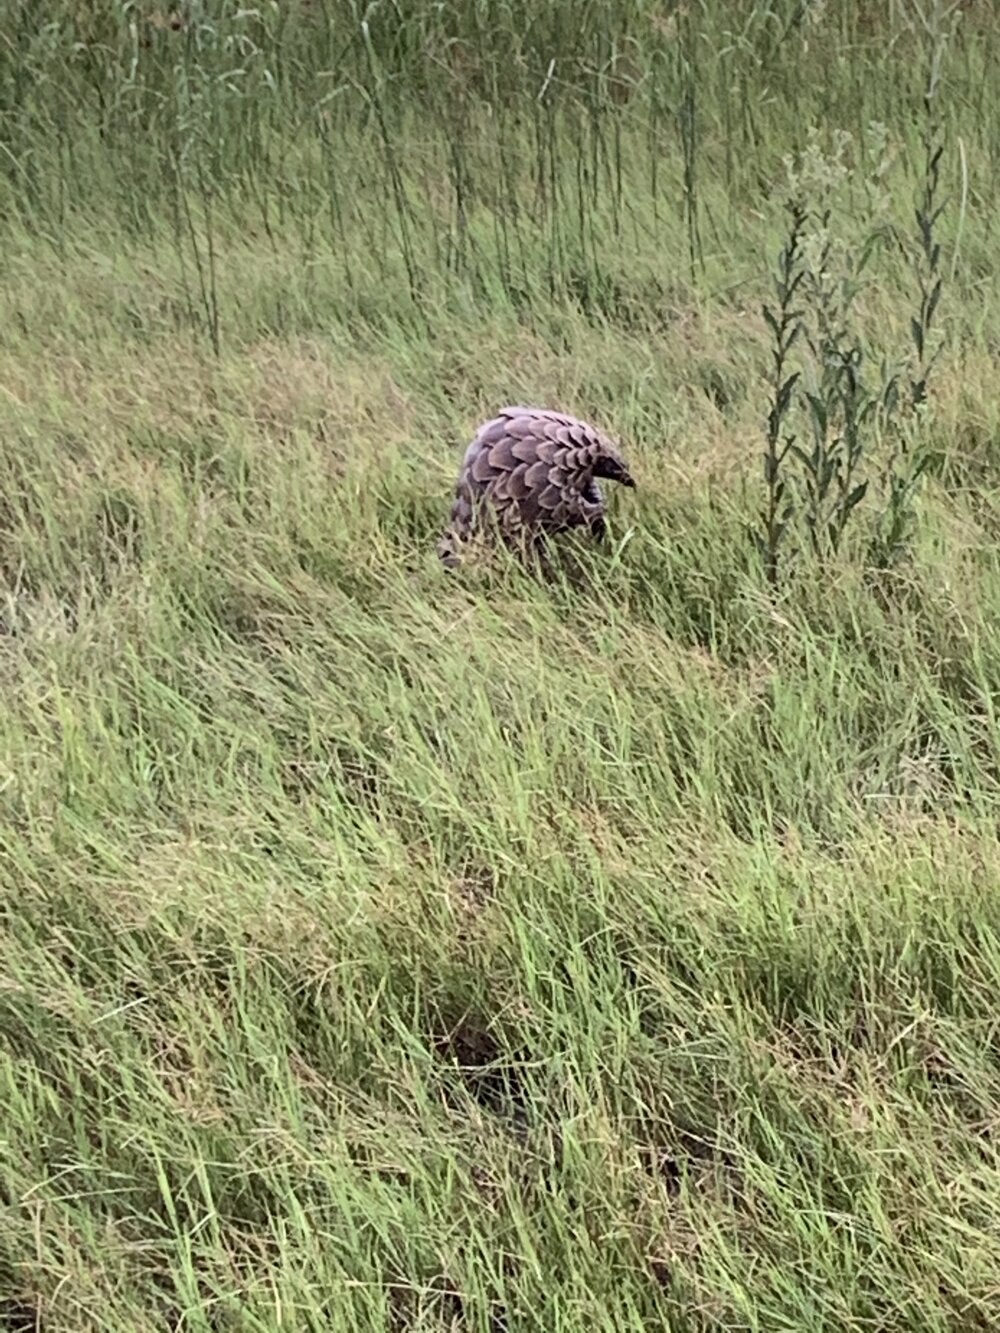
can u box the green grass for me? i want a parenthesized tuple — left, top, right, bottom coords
(3, 2, 1000, 1329)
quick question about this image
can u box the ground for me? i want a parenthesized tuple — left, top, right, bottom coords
(2, 3, 1000, 1330)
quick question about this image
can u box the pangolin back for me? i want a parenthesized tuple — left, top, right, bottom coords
(439, 406, 634, 566)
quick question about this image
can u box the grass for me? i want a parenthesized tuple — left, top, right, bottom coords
(3, 1, 1000, 1329)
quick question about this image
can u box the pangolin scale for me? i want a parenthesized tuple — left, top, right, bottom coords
(438, 406, 634, 566)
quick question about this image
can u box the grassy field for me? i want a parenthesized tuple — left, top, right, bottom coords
(4, 1, 1000, 1329)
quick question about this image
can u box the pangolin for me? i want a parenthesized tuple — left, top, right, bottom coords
(438, 406, 634, 567)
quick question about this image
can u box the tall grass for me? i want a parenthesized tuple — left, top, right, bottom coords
(3, 2, 1000, 1329)
(2, 1, 992, 322)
